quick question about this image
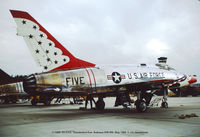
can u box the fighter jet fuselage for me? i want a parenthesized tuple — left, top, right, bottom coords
(23, 64, 191, 96)
(9, 10, 197, 112)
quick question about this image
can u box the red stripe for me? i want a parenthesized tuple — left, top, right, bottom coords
(85, 68, 93, 94)
(153, 79, 174, 82)
(90, 68, 96, 92)
(107, 76, 112, 80)
(16, 83, 19, 93)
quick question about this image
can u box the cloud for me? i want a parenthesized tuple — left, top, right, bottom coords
(146, 39, 170, 55)
(0, 0, 199, 82)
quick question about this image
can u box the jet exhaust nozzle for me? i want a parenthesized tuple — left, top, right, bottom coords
(23, 74, 37, 94)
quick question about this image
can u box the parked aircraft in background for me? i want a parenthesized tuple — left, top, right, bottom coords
(0, 82, 29, 104)
(9, 10, 197, 112)
(0, 69, 29, 103)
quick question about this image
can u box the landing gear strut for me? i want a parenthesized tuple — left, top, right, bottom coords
(31, 99, 37, 106)
(95, 97, 105, 110)
(84, 95, 105, 110)
(85, 95, 96, 109)
(115, 92, 131, 108)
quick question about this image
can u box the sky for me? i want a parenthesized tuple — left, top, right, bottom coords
(0, 0, 200, 82)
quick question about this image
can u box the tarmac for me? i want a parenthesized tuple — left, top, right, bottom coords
(0, 97, 200, 137)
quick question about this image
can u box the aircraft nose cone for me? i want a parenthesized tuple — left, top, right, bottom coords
(188, 77, 197, 84)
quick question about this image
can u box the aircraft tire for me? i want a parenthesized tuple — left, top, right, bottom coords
(31, 100, 37, 106)
(44, 100, 51, 106)
(3, 99, 9, 104)
(161, 102, 168, 108)
(136, 100, 147, 112)
(95, 99, 105, 110)
(11, 100, 17, 104)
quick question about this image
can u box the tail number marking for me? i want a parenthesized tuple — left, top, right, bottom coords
(66, 77, 85, 87)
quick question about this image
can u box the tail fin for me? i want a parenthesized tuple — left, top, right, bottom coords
(10, 10, 95, 71)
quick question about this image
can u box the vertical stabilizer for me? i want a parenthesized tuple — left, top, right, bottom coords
(10, 10, 95, 71)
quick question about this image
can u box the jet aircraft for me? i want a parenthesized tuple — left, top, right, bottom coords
(0, 69, 29, 104)
(9, 10, 197, 112)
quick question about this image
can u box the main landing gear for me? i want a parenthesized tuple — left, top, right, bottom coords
(135, 91, 147, 112)
(135, 90, 154, 112)
(84, 95, 105, 110)
(161, 87, 168, 108)
(95, 97, 105, 110)
(113, 91, 151, 112)
(135, 100, 147, 112)
(31, 96, 52, 106)
(115, 92, 131, 108)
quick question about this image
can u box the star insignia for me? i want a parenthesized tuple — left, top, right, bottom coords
(22, 20, 26, 24)
(35, 49, 39, 54)
(38, 41, 42, 45)
(40, 34, 44, 38)
(107, 72, 126, 84)
(48, 43, 52, 46)
(29, 34, 33, 39)
(47, 58, 51, 62)
(112, 72, 121, 83)
(33, 25, 37, 29)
